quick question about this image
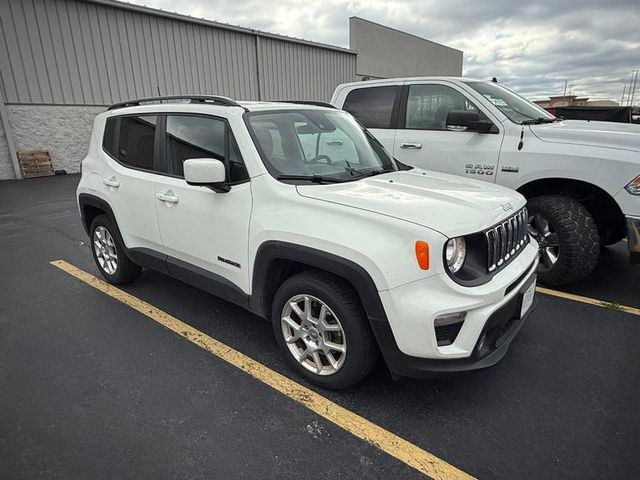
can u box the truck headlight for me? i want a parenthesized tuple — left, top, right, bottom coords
(625, 175, 640, 195)
(445, 237, 466, 273)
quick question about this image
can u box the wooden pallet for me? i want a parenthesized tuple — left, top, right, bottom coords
(17, 150, 54, 178)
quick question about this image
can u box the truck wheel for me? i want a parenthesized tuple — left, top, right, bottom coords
(271, 270, 378, 389)
(90, 214, 141, 284)
(527, 195, 599, 286)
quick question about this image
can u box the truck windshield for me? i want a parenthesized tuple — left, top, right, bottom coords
(245, 109, 397, 183)
(465, 81, 556, 124)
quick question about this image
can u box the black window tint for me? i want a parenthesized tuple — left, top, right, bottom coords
(342, 86, 400, 129)
(103, 117, 116, 156)
(164, 115, 248, 183)
(118, 116, 156, 169)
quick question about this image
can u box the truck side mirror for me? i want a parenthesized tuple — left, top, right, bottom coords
(446, 110, 496, 133)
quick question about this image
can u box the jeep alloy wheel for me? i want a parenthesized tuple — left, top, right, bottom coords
(280, 294, 347, 375)
(93, 225, 118, 275)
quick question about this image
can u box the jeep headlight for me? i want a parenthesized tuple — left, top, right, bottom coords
(445, 237, 466, 273)
(625, 175, 640, 195)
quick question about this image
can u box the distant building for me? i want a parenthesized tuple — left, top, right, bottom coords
(349, 17, 463, 80)
(533, 95, 619, 108)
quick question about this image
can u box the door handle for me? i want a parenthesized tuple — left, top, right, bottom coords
(327, 139, 343, 145)
(400, 142, 422, 149)
(156, 191, 179, 204)
(103, 176, 120, 188)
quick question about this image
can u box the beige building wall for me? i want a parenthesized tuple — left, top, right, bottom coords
(349, 17, 463, 80)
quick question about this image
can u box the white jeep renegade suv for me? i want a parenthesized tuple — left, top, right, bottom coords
(77, 95, 538, 389)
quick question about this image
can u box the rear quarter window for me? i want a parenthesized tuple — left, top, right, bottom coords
(117, 116, 156, 170)
(342, 86, 401, 129)
(102, 117, 117, 157)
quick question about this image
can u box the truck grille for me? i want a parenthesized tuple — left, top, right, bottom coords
(486, 208, 529, 273)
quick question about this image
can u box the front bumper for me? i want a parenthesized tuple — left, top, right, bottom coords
(371, 242, 538, 378)
(627, 216, 640, 264)
(372, 272, 537, 378)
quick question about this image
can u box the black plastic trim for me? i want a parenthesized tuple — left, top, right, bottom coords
(250, 241, 387, 323)
(165, 255, 250, 309)
(275, 100, 337, 109)
(127, 247, 169, 275)
(78, 193, 119, 236)
(108, 95, 248, 111)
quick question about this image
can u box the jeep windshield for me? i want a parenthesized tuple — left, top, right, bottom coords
(246, 109, 397, 183)
(465, 81, 557, 125)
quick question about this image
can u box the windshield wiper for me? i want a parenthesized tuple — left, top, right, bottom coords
(521, 117, 556, 125)
(276, 174, 347, 184)
(342, 161, 395, 179)
(363, 168, 394, 177)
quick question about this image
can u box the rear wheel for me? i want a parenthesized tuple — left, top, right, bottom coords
(90, 214, 141, 284)
(271, 270, 378, 389)
(527, 195, 599, 286)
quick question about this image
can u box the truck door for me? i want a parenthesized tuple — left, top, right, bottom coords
(392, 82, 503, 182)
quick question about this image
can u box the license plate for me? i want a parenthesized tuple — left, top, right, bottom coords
(520, 279, 536, 318)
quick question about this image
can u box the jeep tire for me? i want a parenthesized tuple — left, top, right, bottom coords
(527, 195, 599, 286)
(271, 270, 378, 389)
(90, 214, 141, 284)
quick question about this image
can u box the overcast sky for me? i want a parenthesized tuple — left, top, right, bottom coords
(131, 0, 639, 103)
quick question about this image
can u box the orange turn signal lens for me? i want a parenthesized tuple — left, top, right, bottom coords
(415, 241, 430, 270)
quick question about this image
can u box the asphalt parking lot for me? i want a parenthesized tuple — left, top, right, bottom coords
(1, 174, 639, 480)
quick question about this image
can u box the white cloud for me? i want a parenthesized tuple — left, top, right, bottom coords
(131, 0, 640, 103)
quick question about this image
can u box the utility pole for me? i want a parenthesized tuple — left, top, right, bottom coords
(621, 84, 626, 105)
(627, 70, 636, 106)
(562, 80, 567, 105)
(630, 69, 639, 107)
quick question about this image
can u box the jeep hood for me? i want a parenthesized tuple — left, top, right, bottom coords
(530, 120, 640, 153)
(296, 170, 525, 237)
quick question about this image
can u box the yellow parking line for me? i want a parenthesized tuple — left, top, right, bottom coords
(536, 287, 640, 316)
(50, 260, 473, 480)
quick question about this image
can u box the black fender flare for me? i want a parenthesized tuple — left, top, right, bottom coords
(78, 193, 120, 237)
(251, 241, 421, 374)
(250, 241, 388, 324)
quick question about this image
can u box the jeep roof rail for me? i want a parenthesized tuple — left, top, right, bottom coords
(108, 95, 248, 112)
(275, 100, 337, 109)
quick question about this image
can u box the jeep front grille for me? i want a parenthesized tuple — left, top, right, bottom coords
(486, 208, 529, 272)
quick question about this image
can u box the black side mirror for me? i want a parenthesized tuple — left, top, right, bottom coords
(446, 110, 496, 133)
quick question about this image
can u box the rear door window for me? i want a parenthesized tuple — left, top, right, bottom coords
(342, 86, 401, 129)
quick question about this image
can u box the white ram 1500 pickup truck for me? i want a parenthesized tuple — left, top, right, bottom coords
(331, 78, 640, 285)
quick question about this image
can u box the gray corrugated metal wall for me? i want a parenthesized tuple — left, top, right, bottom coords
(258, 37, 357, 101)
(0, 0, 356, 105)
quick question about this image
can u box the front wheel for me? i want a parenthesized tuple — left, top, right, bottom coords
(271, 270, 378, 389)
(527, 195, 599, 286)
